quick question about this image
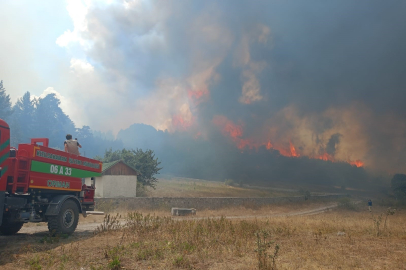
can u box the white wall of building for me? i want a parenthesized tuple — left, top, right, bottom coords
(85, 175, 137, 198)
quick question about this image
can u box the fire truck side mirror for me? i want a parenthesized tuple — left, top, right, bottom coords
(91, 177, 95, 187)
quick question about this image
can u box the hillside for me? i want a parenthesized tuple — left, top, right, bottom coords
(147, 176, 301, 197)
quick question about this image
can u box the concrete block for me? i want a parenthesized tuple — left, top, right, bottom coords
(171, 208, 196, 216)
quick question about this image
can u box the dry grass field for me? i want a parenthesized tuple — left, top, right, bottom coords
(1, 203, 406, 270)
(148, 177, 300, 198)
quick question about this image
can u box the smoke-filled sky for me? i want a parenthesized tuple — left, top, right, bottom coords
(1, 0, 406, 173)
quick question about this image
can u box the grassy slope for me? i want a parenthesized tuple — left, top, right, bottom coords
(148, 177, 301, 197)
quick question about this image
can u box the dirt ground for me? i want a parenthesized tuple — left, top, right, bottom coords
(1, 200, 405, 269)
(16, 200, 337, 234)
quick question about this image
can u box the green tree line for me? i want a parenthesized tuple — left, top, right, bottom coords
(0, 80, 122, 157)
(0, 80, 162, 189)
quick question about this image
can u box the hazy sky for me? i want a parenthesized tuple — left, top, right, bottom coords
(0, 1, 79, 128)
(1, 0, 406, 172)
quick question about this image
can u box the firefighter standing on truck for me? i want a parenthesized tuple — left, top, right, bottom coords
(64, 134, 82, 155)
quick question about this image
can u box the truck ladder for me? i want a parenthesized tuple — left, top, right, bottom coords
(8, 156, 30, 194)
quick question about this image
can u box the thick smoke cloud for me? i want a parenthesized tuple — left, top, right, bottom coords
(55, 0, 406, 173)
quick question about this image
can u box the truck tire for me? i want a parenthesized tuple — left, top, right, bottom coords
(0, 219, 24, 235)
(47, 200, 79, 236)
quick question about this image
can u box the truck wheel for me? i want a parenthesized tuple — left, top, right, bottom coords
(0, 219, 24, 235)
(48, 200, 79, 236)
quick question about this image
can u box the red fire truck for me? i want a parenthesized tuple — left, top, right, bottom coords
(0, 118, 102, 235)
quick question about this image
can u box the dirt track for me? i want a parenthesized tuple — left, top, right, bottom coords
(11, 203, 338, 236)
(173, 203, 338, 221)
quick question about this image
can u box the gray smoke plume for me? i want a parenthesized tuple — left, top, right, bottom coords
(48, 0, 406, 174)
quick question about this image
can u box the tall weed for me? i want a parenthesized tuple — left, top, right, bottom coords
(255, 230, 279, 270)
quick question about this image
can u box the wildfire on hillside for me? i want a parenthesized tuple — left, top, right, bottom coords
(213, 115, 364, 167)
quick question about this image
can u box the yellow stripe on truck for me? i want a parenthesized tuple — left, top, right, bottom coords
(29, 185, 81, 192)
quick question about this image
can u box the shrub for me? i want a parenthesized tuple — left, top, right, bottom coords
(94, 213, 122, 234)
(173, 255, 191, 268)
(338, 197, 357, 211)
(224, 179, 235, 186)
(371, 207, 396, 237)
(254, 230, 280, 270)
(136, 182, 150, 197)
(108, 256, 121, 270)
(27, 256, 42, 270)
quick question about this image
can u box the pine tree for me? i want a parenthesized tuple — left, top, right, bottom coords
(35, 93, 75, 148)
(0, 80, 13, 120)
(11, 92, 36, 144)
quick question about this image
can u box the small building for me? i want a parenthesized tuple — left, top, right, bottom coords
(86, 160, 140, 198)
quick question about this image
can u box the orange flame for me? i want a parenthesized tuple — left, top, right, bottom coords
(349, 159, 364, 167)
(224, 122, 243, 138)
(188, 89, 209, 104)
(289, 141, 299, 157)
(213, 116, 261, 150)
(172, 115, 193, 131)
(275, 147, 292, 157)
(266, 140, 299, 158)
(314, 153, 335, 162)
(213, 116, 242, 138)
